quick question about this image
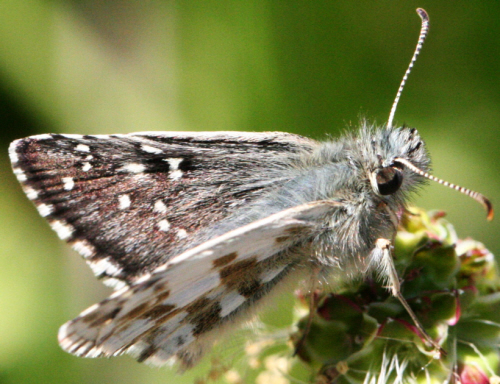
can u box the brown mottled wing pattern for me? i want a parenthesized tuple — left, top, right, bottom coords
(57, 201, 338, 367)
(9, 131, 317, 289)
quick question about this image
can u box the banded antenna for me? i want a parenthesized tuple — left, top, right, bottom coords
(388, 9, 493, 221)
(395, 157, 494, 221)
(387, 8, 430, 129)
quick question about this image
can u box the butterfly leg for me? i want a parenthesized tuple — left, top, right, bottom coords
(293, 266, 320, 356)
(372, 238, 446, 357)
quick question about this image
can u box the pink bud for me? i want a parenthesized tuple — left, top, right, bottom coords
(460, 364, 490, 384)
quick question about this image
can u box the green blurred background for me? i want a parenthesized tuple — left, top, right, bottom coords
(1, 1, 499, 383)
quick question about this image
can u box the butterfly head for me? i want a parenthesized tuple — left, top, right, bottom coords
(359, 124, 493, 220)
(367, 126, 429, 199)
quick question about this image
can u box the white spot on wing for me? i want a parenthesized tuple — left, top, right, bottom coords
(62, 177, 75, 191)
(153, 200, 167, 214)
(103, 278, 127, 290)
(61, 134, 84, 140)
(157, 219, 171, 232)
(76, 144, 90, 152)
(72, 240, 96, 258)
(37, 203, 54, 217)
(166, 158, 184, 180)
(220, 291, 246, 317)
(24, 187, 39, 200)
(85, 347, 104, 358)
(176, 229, 188, 239)
(168, 158, 182, 168)
(120, 163, 146, 173)
(50, 220, 74, 240)
(71, 341, 93, 355)
(89, 258, 122, 276)
(82, 162, 92, 172)
(169, 170, 183, 180)
(13, 168, 27, 182)
(8, 142, 19, 164)
(141, 145, 162, 154)
(118, 194, 131, 209)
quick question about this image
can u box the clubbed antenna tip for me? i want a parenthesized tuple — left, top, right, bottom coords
(416, 8, 429, 23)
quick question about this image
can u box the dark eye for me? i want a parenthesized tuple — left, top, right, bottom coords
(375, 167, 403, 195)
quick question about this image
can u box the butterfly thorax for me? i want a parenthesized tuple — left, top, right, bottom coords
(197, 125, 429, 280)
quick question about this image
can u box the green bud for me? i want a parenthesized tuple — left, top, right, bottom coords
(289, 208, 499, 383)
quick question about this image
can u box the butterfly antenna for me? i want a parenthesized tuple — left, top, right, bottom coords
(387, 8, 430, 129)
(394, 157, 494, 221)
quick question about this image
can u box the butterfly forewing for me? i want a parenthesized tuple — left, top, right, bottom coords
(9, 131, 317, 288)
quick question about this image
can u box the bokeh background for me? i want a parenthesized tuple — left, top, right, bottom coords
(1, 1, 499, 383)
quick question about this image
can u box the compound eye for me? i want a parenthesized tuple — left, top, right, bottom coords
(375, 167, 403, 195)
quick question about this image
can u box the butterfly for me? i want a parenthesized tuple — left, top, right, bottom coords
(8, 8, 493, 370)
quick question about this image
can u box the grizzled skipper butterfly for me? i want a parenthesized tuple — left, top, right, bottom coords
(9, 8, 492, 370)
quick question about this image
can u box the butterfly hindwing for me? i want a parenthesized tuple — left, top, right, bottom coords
(57, 201, 338, 367)
(9, 131, 317, 288)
